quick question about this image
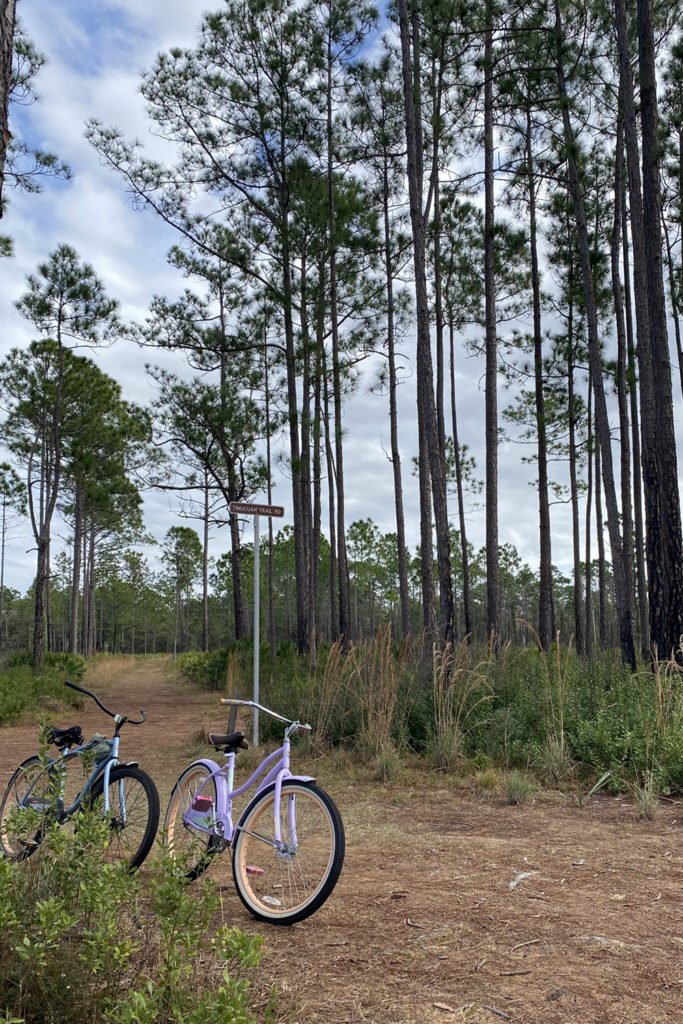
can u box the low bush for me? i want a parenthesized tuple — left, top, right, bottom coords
(0, 814, 268, 1024)
(0, 659, 84, 727)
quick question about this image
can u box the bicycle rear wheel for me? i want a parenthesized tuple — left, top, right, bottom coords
(0, 756, 56, 860)
(232, 780, 345, 925)
(164, 763, 221, 880)
(88, 765, 159, 870)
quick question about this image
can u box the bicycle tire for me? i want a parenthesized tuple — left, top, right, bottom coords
(232, 780, 345, 925)
(164, 762, 221, 880)
(0, 756, 57, 860)
(88, 765, 159, 870)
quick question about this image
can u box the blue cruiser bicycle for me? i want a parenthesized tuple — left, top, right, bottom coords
(0, 680, 159, 869)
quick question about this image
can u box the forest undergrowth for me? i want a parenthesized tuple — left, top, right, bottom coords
(177, 629, 683, 798)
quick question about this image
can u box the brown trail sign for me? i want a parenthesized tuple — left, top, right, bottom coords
(228, 501, 284, 517)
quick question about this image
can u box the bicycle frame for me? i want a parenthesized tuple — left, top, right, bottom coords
(182, 727, 314, 847)
(23, 737, 121, 820)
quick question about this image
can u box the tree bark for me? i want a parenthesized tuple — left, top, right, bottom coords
(621, 186, 649, 655)
(69, 488, 84, 654)
(0, 0, 16, 218)
(611, 109, 636, 641)
(484, 4, 499, 648)
(526, 109, 553, 650)
(449, 321, 473, 640)
(382, 150, 411, 639)
(638, 0, 683, 659)
(566, 298, 584, 655)
(553, 0, 635, 668)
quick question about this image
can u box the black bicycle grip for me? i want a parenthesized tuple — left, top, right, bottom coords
(126, 709, 147, 725)
(64, 678, 89, 695)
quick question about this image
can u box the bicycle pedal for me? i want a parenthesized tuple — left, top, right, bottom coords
(191, 796, 213, 812)
(245, 865, 265, 876)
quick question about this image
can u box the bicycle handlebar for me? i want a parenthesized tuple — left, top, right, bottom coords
(219, 697, 311, 731)
(64, 680, 147, 725)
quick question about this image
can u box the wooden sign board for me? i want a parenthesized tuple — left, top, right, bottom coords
(228, 501, 285, 518)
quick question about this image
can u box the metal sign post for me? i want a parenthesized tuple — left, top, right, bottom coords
(228, 501, 285, 746)
(252, 513, 260, 746)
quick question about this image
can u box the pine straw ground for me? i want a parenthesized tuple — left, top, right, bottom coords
(1, 657, 682, 1024)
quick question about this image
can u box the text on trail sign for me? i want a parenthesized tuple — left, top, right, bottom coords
(228, 501, 285, 518)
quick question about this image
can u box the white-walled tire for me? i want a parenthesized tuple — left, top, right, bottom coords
(232, 781, 344, 925)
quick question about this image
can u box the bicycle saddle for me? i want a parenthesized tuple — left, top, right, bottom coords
(45, 725, 84, 749)
(208, 730, 249, 752)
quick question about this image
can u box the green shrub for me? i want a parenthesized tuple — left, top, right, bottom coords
(504, 771, 536, 805)
(0, 661, 84, 726)
(372, 744, 402, 783)
(0, 815, 266, 1024)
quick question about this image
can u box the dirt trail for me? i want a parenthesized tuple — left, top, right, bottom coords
(2, 658, 683, 1024)
(0, 658, 220, 802)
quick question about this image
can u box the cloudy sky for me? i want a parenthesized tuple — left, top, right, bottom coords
(1, 0, 607, 593)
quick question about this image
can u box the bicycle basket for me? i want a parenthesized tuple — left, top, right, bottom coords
(87, 734, 113, 763)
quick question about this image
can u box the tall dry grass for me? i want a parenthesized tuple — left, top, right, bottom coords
(519, 624, 574, 782)
(309, 640, 345, 747)
(348, 624, 413, 759)
(430, 641, 493, 770)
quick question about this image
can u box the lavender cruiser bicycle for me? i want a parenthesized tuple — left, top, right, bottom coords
(164, 698, 345, 925)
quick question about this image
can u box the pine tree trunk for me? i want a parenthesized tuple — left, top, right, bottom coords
(202, 470, 209, 653)
(229, 507, 245, 640)
(0, 0, 17, 219)
(567, 309, 584, 655)
(526, 111, 553, 650)
(611, 111, 636, 641)
(280, 177, 308, 653)
(449, 321, 473, 640)
(326, 45, 350, 643)
(299, 247, 316, 654)
(584, 376, 594, 659)
(554, 0, 635, 668)
(321, 339, 338, 640)
(32, 539, 48, 666)
(398, 0, 454, 645)
(484, 6, 499, 647)
(264, 343, 276, 656)
(616, 0, 683, 660)
(69, 489, 83, 655)
(311, 335, 322, 658)
(662, 208, 683, 400)
(621, 189, 649, 654)
(637, 0, 683, 659)
(383, 154, 411, 639)
(397, 0, 434, 637)
(594, 441, 608, 649)
(86, 525, 96, 657)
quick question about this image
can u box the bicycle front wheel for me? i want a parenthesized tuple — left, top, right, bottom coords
(164, 763, 221, 880)
(232, 781, 345, 925)
(0, 756, 55, 860)
(88, 765, 159, 869)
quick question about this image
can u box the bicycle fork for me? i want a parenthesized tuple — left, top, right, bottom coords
(100, 737, 121, 819)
